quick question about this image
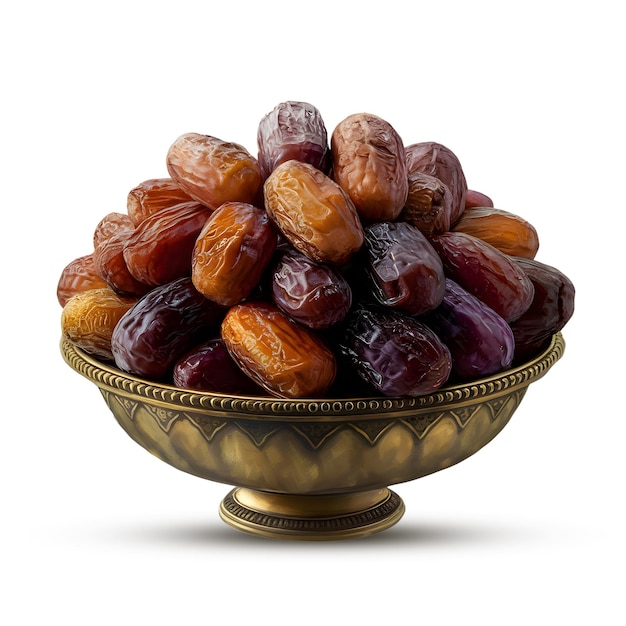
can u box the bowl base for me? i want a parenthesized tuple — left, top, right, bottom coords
(219, 487, 405, 541)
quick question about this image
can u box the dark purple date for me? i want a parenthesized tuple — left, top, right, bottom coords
(423, 279, 515, 380)
(271, 249, 352, 329)
(363, 221, 446, 315)
(508, 256, 575, 363)
(173, 338, 264, 394)
(257, 101, 330, 179)
(338, 304, 452, 397)
(111, 277, 225, 380)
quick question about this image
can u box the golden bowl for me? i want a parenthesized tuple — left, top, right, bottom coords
(61, 332, 565, 540)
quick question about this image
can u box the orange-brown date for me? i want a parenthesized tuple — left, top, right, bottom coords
(166, 133, 262, 210)
(405, 142, 468, 225)
(57, 253, 108, 307)
(263, 160, 364, 265)
(331, 113, 408, 222)
(192, 202, 277, 307)
(123, 201, 212, 287)
(452, 206, 540, 259)
(221, 301, 337, 399)
(127, 178, 194, 226)
(61, 287, 137, 361)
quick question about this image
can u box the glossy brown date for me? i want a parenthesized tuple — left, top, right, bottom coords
(57, 253, 108, 306)
(270, 249, 352, 329)
(192, 201, 277, 307)
(363, 221, 445, 315)
(93, 212, 134, 249)
(111, 277, 225, 381)
(257, 101, 330, 179)
(166, 133, 262, 210)
(61, 287, 137, 361)
(430, 231, 535, 322)
(399, 171, 453, 235)
(465, 189, 494, 209)
(127, 178, 194, 226)
(263, 160, 364, 265)
(452, 206, 539, 259)
(331, 113, 408, 221)
(405, 142, 468, 225)
(221, 301, 337, 398)
(123, 201, 212, 287)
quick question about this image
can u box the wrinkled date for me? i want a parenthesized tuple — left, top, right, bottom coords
(363, 221, 445, 316)
(453, 207, 539, 259)
(399, 171, 453, 235)
(338, 304, 452, 397)
(331, 113, 408, 222)
(111, 277, 225, 380)
(221, 301, 337, 398)
(173, 337, 264, 395)
(166, 133, 262, 210)
(93, 212, 134, 249)
(57, 253, 108, 306)
(430, 231, 535, 322)
(123, 201, 212, 287)
(61, 287, 137, 361)
(257, 101, 330, 179)
(270, 249, 352, 329)
(405, 142, 468, 225)
(127, 178, 194, 226)
(508, 256, 575, 363)
(423, 279, 515, 380)
(192, 202, 277, 307)
(263, 160, 364, 265)
(93, 226, 151, 297)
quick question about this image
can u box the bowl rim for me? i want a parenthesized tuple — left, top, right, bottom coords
(61, 333, 565, 421)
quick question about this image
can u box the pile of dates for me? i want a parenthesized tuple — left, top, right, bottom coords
(58, 101, 575, 399)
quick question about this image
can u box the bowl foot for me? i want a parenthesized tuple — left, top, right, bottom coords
(218, 487, 405, 540)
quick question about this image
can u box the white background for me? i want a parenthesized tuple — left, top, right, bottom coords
(2, 1, 624, 624)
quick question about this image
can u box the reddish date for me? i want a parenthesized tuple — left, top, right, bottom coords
(430, 231, 535, 322)
(127, 178, 194, 226)
(57, 253, 108, 307)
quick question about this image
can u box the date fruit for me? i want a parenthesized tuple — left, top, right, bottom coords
(508, 256, 575, 362)
(452, 206, 539, 259)
(430, 231, 535, 322)
(263, 160, 364, 265)
(331, 113, 408, 222)
(399, 171, 453, 235)
(338, 304, 452, 397)
(173, 337, 264, 395)
(221, 301, 337, 398)
(61, 287, 137, 361)
(192, 201, 277, 307)
(57, 253, 108, 307)
(423, 279, 515, 380)
(93, 212, 134, 249)
(123, 201, 212, 287)
(111, 277, 225, 380)
(363, 221, 445, 315)
(166, 133, 262, 210)
(257, 101, 330, 179)
(405, 142, 467, 225)
(465, 189, 494, 209)
(127, 178, 194, 226)
(270, 249, 352, 329)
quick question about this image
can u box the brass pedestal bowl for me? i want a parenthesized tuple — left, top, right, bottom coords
(61, 333, 565, 540)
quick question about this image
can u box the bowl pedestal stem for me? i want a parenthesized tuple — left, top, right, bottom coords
(218, 486, 405, 540)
